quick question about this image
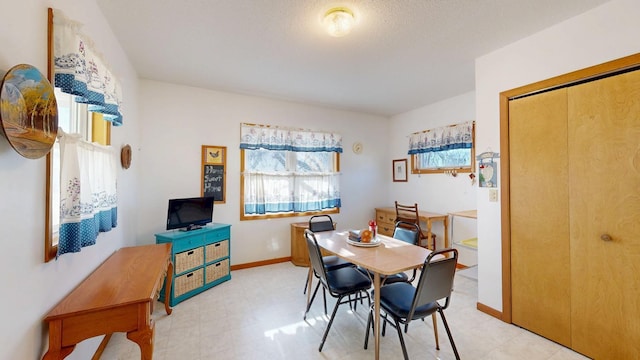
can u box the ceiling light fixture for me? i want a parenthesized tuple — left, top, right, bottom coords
(323, 7, 355, 37)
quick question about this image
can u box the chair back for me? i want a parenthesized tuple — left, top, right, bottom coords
(392, 221, 420, 245)
(394, 201, 422, 229)
(408, 248, 458, 319)
(304, 229, 329, 286)
(309, 215, 335, 232)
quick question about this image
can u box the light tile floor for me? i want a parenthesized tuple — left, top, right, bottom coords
(101, 262, 590, 360)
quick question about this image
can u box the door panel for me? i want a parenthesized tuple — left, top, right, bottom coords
(509, 88, 571, 346)
(568, 69, 640, 359)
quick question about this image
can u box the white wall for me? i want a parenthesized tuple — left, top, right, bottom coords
(389, 92, 477, 265)
(475, 0, 640, 312)
(137, 80, 389, 265)
(0, 1, 140, 359)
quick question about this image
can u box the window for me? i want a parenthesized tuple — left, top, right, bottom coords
(409, 121, 475, 174)
(240, 123, 342, 220)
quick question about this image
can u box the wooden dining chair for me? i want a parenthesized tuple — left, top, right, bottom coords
(304, 229, 372, 351)
(364, 248, 460, 360)
(394, 201, 436, 250)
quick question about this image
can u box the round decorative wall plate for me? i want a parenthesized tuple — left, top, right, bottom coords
(121, 144, 132, 169)
(0, 64, 58, 159)
(352, 141, 363, 154)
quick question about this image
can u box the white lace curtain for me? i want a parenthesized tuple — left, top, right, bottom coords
(57, 131, 117, 256)
(52, 9, 123, 125)
(240, 123, 342, 214)
(408, 121, 474, 154)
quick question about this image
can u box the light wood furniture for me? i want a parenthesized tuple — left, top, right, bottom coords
(449, 210, 477, 249)
(508, 69, 640, 359)
(155, 223, 231, 306)
(290, 221, 335, 267)
(42, 244, 173, 360)
(375, 207, 449, 249)
(310, 230, 431, 360)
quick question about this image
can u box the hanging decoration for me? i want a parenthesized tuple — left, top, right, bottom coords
(477, 150, 499, 188)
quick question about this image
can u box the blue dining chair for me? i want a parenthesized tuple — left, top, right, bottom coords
(304, 229, 372, 351)
(303, 215, 354, 314)
(358, 221, 421, 284)
(364, 248, 460, 360)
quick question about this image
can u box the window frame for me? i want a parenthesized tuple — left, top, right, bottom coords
(239, 149, 340, 221)
(410, 122, 476, 175)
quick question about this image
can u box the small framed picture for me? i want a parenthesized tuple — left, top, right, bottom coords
(393, 159, 408, 182)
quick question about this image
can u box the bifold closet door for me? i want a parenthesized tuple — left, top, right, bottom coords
(567, 69, 640, 359)
(509, 88, 571, 347)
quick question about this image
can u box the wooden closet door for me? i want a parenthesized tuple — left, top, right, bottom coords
(568, 69, 640, 359)
(509, 88, 571, 347)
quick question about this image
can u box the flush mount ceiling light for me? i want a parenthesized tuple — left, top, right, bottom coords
(323, 7, 355, 37)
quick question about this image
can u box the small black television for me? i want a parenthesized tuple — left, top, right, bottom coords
(166, 196, 214, 231)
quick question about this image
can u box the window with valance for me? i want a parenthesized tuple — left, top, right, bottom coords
(408, 121, 475, 174)
(240, 123, 342, 219)
(45, 8, 120, 259)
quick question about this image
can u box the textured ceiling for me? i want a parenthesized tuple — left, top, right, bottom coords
(96, 0, 609, 116)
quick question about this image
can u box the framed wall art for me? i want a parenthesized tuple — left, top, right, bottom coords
(201, 145, 226, 203)
(393, 159, 408, 182)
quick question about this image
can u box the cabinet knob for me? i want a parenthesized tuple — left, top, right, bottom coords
(600, 234, 613, 242)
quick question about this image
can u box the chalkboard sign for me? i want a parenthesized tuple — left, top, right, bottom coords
(203, 164, 224, 201)
(201, 145, 226, 203)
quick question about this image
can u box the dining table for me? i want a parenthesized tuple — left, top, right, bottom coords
(308, 230, 432, 360)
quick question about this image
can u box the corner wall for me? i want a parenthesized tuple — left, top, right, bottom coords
(475, 0, 640, 312)
(0, 1, 140, 359)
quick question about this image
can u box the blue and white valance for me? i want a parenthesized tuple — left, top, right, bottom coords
(240, 123, 343, 153)
(52, 9, 124, 126)
(408, 121, 474, 155)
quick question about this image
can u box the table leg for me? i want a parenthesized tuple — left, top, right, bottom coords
(443, 216, 449, 249)
(163, 261, 173, 315)
(374, 272, 381, 360)
(127, 320, 155, 360)
(42, 320, 75, 360)
(426, 219, 433, 249)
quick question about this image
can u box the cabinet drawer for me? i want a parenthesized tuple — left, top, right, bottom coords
(376, 210, 396, 224)
(175, 247, 204, 274)
(204, 228, 230, 243)
(378, 221, 395, 236)
(174, 268, 203, 297)
(172, 235, 205, 253)
(205, 240, 229, 262)
(205, 259, 229, 284)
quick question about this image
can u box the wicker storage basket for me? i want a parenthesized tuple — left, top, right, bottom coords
(205, 240, 229, 262)
(206, 259, 229, 284)
(175, 247, 204, 274)
(174, 268, 204, 297)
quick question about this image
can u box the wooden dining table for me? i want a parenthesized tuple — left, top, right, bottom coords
(309, 230, 432, 360)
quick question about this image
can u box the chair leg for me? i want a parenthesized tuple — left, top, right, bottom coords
(319, 295, 344, 352)
(303, 270, 310, 294)
(438, 309, 460, 360)
(393, 318, 409, 360)
(432, 313, 440, 350)
(304, 280, 322, 320)
(323, 288, 328, 315)
(364, 306, 373, 349)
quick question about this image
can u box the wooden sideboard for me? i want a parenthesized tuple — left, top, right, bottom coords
(375, 207, 449, 249)
(42, 244, 173, 360)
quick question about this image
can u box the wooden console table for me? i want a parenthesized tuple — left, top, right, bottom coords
(42, 244, 173, 360)
(375, 207, 449, 249)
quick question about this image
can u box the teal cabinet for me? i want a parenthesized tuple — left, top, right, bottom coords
(155, 223, 231, 306)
